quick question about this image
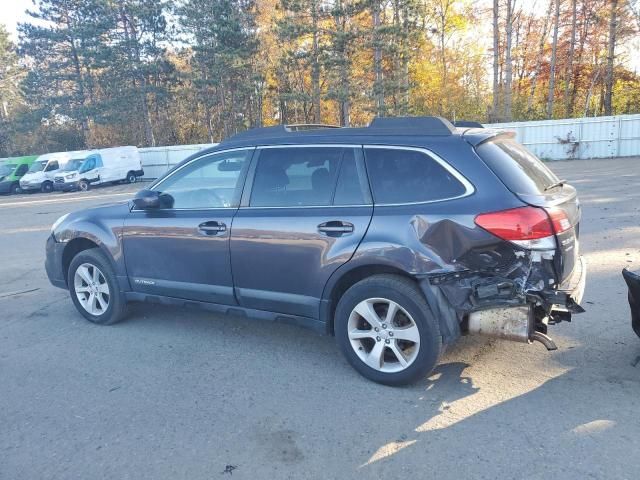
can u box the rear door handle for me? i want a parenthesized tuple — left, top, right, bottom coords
(198, 221, 226, 235)
(318, 221, 354, 235)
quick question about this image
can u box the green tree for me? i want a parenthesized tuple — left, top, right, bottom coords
(18, 0, 113, 145)
(179, 0, 258, 140)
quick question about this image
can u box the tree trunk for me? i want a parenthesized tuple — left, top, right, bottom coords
(373, 1, 384, 117)
(401, 2, 410, 115)
(569, 1, 592, 116)
(311, 0, 321, 123)
(604, 0, 618, 116)
(546, 0, 560, 119)
(528, 0, 554, 114)
(492, 0, 500, 121)
(584, 64, 601, 117)
(504, 0, 515, 122)
(564, 0, 577, 116)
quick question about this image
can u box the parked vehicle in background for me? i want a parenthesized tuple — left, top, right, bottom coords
(46, 117, 586, 385)
(19, 151, 89, 193)
(53, 146, 144, 192)
(622, 268, 640, 338)
(0, 156, 38, 194)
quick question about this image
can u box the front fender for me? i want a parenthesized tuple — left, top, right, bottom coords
(54, 203, 129, 280)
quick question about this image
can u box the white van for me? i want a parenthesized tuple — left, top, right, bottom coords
(53, 146, 144, 192)
(19, 150, 90, 193)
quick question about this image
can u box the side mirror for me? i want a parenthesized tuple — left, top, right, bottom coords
(133, 189, 161, 209)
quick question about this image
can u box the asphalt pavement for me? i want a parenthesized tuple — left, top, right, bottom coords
(1, 161, 639, 480)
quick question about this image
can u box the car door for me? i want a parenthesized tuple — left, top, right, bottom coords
(44, 160, 59, 181)
(230, 145, 373, 318)
(122, 148, 253, 304)
(79, 156, 99, 183)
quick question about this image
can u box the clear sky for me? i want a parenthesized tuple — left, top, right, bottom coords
(0, 0, 31, 40)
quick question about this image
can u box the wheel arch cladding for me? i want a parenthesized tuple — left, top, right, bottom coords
(323, 263, 423, 335)
(62, 237, 102, 284)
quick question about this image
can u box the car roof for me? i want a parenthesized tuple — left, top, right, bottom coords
(209, 117, 509, 152)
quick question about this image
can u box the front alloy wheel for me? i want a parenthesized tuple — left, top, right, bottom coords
(74, 263, 110, 316)
(68, 248, 127, 325)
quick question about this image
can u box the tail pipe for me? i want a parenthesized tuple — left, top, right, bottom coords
(468, 305, 557, 351)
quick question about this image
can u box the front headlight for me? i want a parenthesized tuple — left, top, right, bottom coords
(65, 173, 76, 179)
(51, 213, 70, 233)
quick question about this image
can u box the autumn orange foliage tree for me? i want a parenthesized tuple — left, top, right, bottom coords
(0, 0, 638, 155)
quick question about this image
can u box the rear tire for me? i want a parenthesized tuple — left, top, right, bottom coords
(126, 171, 137, 184)
(68, 248, 127, 325)
(334, 274, 442, 386)
(41, 181, 53, 193)
(10, 183, 20, 194)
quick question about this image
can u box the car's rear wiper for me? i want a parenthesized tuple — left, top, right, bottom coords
(544, 179, 566, 191)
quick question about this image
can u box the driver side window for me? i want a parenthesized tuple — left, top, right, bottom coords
(153, 149, 252, 209)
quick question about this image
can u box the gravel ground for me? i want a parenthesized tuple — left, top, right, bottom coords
(1, 160, 639, 480)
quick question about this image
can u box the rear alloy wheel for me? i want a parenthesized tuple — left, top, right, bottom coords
(68, 248, 127, 325)
(347, 298, 421, 373)
(78, 179, 90, 191)
(127, 172, 137, 184)
(41, 181, 53, 193)
(335, 275, 442, 386)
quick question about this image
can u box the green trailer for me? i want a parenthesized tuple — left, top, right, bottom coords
(0, 155, 39, 194)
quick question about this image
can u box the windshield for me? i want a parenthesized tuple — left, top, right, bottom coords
(0, 164, 17, 176)
(28, 160, 48, 173)
(62, 159, 86, 172)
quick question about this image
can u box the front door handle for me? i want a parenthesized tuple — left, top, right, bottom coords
(198, 221, 226, 235)
(318, 221, 354, 236)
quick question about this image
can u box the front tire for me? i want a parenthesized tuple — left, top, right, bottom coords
(78, 179, 90, 191)
(334, 275, 442, 386)
(68, 248, 127, 325)
(10, 183, 20, 194)
(41, 181, 53, 193)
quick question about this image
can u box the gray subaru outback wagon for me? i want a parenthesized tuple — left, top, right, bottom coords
(46, 117, 586, 385)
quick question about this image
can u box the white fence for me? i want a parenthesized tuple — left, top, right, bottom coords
(485, 114, 640, 160)
(139, 144, 217, 179)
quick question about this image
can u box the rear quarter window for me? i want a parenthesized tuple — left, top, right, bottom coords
(476, 139, 560, 195)
(364, 147, 468, 204)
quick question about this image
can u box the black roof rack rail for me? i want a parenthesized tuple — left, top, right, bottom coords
(286, 123, 341, 131)
(223, 123, 341, 142)
(453, 120, 484, 128)
(222, 116, 459, 143)
(368, 116, 455, 135)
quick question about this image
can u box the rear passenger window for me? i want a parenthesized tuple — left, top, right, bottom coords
(364, 148, 467, 204)
(251, 147, 351, 207)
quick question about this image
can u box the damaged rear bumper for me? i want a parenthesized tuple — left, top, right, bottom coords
(535, 255, 587, 315)
(420, 255, 587, 348)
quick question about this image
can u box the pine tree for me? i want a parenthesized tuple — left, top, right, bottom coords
(18, 0, 113, 145)
(104, 0, 173, 146)
(179, 0, 258, 140)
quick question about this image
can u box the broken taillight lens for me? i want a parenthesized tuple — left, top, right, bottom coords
(474, 206, 570, 250)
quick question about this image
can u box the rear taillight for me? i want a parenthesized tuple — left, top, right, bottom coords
(474, 206, 570, 250)
(546, 207, 572, 234)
